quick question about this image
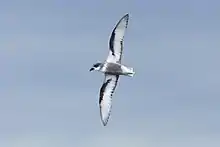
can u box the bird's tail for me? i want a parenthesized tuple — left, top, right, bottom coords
(127, 67, 135, 77)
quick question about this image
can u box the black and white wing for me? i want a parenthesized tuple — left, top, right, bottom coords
(106, 14, 129, 63)
(99, 74, 119, 126)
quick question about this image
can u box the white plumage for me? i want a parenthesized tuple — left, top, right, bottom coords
(90, 13, 135, 126)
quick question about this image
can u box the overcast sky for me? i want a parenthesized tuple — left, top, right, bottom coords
(0, 0, 220, 147)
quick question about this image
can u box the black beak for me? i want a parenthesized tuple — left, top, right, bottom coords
(89, 68, 94, 71)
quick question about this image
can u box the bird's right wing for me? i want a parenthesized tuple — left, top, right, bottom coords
(99, 74, 119, 126)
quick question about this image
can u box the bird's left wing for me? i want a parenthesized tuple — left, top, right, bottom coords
(106, 14, 129, 63)
(99, 74, 119, 126)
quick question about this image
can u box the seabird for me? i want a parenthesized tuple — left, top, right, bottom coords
(89, 13, 135, 126)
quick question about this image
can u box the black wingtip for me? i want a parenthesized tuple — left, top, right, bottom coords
(123, 13, 129, 19)
(103, 123, 107, 126)
(102, 120, 108, 126)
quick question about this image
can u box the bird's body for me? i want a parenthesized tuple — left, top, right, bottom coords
(90, 13, 135, 126)
(98, 62, 135, 77)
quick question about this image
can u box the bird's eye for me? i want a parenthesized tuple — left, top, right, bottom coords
(93, 63, 100, 68)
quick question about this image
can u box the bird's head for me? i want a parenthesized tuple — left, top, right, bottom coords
(89, 62, 102, 72)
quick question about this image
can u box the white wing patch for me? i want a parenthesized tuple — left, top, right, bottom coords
(107, 14, 129, 63)
(99, 74, 119, 126)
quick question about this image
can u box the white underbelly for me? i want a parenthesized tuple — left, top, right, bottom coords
(100, 62, 135, 76)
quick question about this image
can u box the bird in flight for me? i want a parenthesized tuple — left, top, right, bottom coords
(89, 13, 135, 126)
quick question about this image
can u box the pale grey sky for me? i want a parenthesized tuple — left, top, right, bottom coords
(0, 0, 220, 147)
